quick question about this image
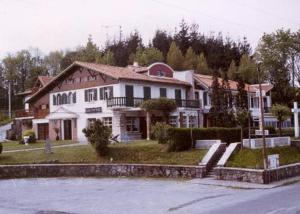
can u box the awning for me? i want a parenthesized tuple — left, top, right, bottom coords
(46, 107, 78, 120)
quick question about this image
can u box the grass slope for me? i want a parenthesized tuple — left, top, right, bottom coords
(227, 146, 300, 169)
(0, 141, 206, 165)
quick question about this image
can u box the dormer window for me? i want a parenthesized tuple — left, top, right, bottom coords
(157, 70, 165, 77)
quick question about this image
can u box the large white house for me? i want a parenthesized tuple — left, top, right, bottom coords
(15, 61, 287, 142)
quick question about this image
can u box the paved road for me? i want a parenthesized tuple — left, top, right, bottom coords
(0, 177, 299, 214)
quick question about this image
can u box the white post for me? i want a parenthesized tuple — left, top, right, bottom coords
(61, 120, 64, 140)
(293, 102, 299, 138)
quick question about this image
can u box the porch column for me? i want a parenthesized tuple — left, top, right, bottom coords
(61, 119, 64, 140)
(112, 110, 126, 142)
(186, 115, 190, 128)
(293, 102, 299, 138)
(146, 111, 151, 140)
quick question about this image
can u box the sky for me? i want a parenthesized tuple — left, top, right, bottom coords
(0, 0, 300, 59)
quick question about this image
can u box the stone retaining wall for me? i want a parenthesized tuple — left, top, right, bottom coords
(215, 163, 300, 184)
(0, 164, 206, 179)
(214, 167, 265, 184)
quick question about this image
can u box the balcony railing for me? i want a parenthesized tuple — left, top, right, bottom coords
(107, 97, 201, 109)
(15, 109, 49, 119)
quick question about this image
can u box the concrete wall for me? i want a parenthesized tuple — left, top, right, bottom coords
(0, 164, 206, 179)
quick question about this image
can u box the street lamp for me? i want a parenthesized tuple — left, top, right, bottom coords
(257, 63, 268, 169)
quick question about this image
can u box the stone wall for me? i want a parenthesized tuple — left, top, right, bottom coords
(0, 164, 206, 180)
(214, 167, 265, 184)
(215, 163, 300, 184)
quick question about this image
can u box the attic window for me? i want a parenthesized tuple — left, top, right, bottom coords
(157, 70, 165, 77)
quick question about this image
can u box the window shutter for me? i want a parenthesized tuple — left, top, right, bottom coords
(53, 95, 56, 105)
(73, 92, 76, 103)
(109, 87, 113, 99)
(85, 90, 88, 102)
(100, 88, 104, 100)
(93, 89, 98, 101)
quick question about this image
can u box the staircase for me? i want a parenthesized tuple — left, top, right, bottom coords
(199, 143, 227, 178)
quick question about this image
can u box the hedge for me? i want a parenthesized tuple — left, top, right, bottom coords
(167, 127, 242, 152)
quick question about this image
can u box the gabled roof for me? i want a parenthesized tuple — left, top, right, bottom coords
(27, 61, 191, 103)
(38, 76, 54, 86)
(193, 74, 272, 93)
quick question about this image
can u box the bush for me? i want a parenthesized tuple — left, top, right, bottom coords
(167, 127, 241, 152)
(20, 129, 36, 144)
(0, 143, 2, 154)
(82, 119, 111, 156)
(278, 128, 294, 137)
(151, 122, 172, 144)
(265, 126, 276, 134)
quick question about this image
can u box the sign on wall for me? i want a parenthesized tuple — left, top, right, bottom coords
(85, 107, 102, 113)
(268, 154, 279, 169)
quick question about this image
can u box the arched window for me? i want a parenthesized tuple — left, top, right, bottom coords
(62, 93, 67, 104)
(53, 95, 57, 105)
(57, 94, 62, 105)
(73, 92, 76, 103)
(68, 92, 72, 104)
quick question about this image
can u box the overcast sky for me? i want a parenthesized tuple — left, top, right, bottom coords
(0, 0, 300, 59)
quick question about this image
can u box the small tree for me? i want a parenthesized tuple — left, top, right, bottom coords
(141, 98, 177, 123)
(236, 108, 250, 148)
(167, 41, 184, 70)
(151, 122, 172, 144)
(82, 119, 111, 156)
(270, 104, 291, 136)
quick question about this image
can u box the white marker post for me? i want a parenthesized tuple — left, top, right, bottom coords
(292, 102, 299, 138)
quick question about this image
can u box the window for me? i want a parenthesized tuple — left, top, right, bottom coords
(72, 92, 76, 103)
(160, 88, 167, 97)
(143, 87, 151, 100)
(57, 94, 62, 105)
(62, 93, 68, 104)
(126, 117, 139, 132)
(195, 91, 199, 100)
(157, 70, 165, 77)
(53, 95, 57, 105)
(87, 118, 96, 128)
(203, 91, 208, 106)
(102, 117, 112, 128)
(100, 86, 113, 100)
(169, 116, 178, 127)
(85, 89, 98, 102)
(188, 116, 197, 128)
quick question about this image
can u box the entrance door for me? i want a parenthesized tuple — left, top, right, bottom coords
(37, 123, 49, 140)
(64, 120, 72, 140)
(125, 85, 134, 107)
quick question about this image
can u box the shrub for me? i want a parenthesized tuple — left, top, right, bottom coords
(167, 127, 241, 152)
(265, 126, 276, 135)
(82, 119, 111, 156)
(151, 122, 172, 144)
(0, 143, 2, 154)
(20, 129, 36, 144)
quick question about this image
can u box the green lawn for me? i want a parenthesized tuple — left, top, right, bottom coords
(0, 140, 207, 165)
(1, 140, 77, 151)
(227, 146, 300, 169)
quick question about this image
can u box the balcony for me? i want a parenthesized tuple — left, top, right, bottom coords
(15, 109, 49, 119)
(107, 97, 201, 109)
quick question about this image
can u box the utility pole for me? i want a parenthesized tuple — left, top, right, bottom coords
(257, 64, 268, 169)
(8, 81, 11, 119)
(247, 85, 251, 148)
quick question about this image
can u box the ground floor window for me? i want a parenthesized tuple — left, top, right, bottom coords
(169, 116, 178, 127)
(189, 116, 197, 128)
(103, 117, 112, 128)
(87, 118, 96, 128)
(126, 117, 139, 132)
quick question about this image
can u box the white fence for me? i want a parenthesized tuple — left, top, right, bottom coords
(243, 137, 291, 149)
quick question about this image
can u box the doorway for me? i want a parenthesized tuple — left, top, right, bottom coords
(125, 85, 134, 107)
(64, 120, 72, 140)
(37, 123, 49, 140)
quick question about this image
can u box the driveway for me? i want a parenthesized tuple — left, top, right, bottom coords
(0, 177, 300, 214)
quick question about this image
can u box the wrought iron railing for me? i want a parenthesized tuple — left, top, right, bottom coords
(107, 97, 201, 108)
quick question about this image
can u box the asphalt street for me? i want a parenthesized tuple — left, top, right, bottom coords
(0, 177, 299, 214)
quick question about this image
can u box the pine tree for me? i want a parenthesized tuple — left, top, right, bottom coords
(96, 51, 115, 65)
(183, 47, 198, 70)
(209, 70, 222, 126)
(174, 19, 190, 54)
(166, 41, 184, 70)
(196, 52, 210, 74)
(135, 47, 164, 66)
(237, 54, 256, 84)
(228, 60, 237, 80)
